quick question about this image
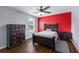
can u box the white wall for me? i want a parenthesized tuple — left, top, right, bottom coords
(71, 7, 79, 52)
(0, 7, 37, 49)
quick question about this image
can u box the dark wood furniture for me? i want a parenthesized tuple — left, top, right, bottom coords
(33, 34, 55, 49)
(44, 24, 58, 32)
(58, 32, 72, 41)
(7, 24, 25, 48)
(32, 24, 58, 50)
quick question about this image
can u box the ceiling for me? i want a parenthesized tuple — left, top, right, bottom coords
(9, 6, 72, 17)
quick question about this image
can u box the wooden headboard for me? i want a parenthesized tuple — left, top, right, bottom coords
(44, 24, 58, 31)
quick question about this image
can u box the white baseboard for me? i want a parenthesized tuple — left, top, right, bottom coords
(72, 40, 79, 52)
(0, 46, 6, 50)
(26, 36, 32, 40)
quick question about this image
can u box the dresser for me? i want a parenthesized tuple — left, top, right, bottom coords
(7, 24, 25, 48)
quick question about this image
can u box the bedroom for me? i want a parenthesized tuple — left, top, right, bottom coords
(0, 6, 79, 53)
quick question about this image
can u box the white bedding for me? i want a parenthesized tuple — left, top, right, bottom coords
(34, 31, 58, 41)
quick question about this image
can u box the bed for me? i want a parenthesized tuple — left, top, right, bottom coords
(32, 24, 58, 50)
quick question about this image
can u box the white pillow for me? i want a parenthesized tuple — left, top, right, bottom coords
(46, 29, 52, 31)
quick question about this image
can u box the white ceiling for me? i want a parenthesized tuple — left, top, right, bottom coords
(9, 6, 73, 17)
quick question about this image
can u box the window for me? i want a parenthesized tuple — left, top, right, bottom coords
(27, 19, 34, 32)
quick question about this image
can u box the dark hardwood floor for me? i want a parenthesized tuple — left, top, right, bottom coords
(68, 41, 78, 53)
(0, 38, 78, 53)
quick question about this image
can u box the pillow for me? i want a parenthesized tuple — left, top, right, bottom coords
(46, 29, 52, 31)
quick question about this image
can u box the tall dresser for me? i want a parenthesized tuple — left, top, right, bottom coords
(7, 24, 25, 48)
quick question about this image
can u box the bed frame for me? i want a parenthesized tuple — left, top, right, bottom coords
(32, 24, 58, 50)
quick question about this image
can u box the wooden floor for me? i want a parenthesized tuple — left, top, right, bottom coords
(0, 38, 78, 53)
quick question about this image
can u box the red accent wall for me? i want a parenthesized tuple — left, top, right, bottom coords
(38, 12, 71, 32)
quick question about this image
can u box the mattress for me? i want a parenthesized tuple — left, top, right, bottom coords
(34, 31, 58, 41)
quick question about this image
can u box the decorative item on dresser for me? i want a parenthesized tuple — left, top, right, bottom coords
(7, 24, 25, 48)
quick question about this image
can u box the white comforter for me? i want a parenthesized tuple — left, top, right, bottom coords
(34, 31, 58, 41)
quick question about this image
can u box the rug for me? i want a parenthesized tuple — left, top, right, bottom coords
(55, 40, 70, 53)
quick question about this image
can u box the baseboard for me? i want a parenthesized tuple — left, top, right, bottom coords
(72, 40, 79, 52)
(0, 46, 6, 50)
(26, 36, 32, 40)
